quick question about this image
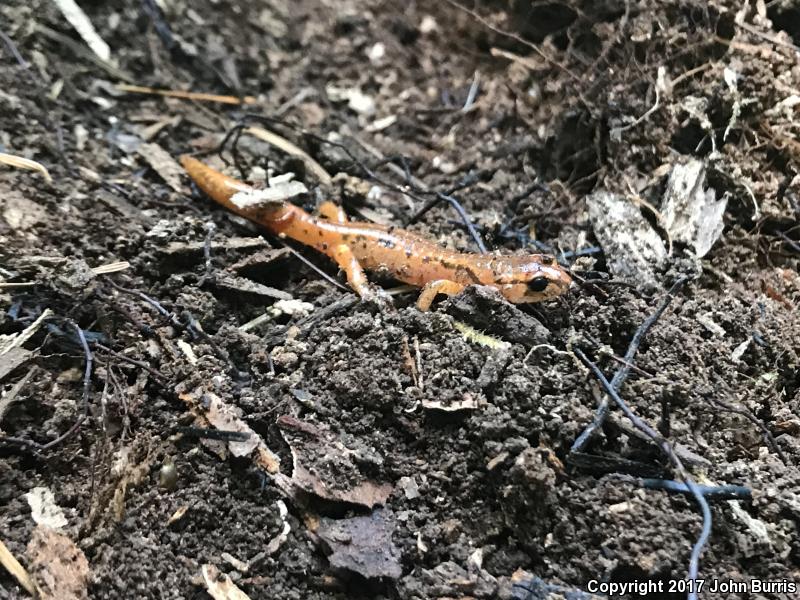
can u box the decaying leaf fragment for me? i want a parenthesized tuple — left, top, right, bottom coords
(137, 143, 185, 193)
(317, 509, 402, 580)
(178, 388, 281, 474)
(26, 525, 90, 600)
(277, 415, 392, 508)
(201, 564, 251, 600)
(587, 191, 667, 286)
(661, 159, 727, 257)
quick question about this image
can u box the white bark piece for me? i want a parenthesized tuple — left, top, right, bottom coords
(25, 487, 68, 530)
(229, 181, 308, 209)
(661, 159, 727, 257)
(52, 0, 111, 62)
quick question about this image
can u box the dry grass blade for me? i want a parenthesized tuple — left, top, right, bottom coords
(0, 153, 52, 183)
(116, 84, 257, 105)
(91, 261, 130, 275)
(52, 0, 111, 61)
(0, 538, 37, 596)
(244, 126, 332, 186)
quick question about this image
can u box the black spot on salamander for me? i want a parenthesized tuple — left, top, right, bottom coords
(318, 230, 323, 236)
(422, 255, 431, 263)
(322, 242, 328, 250)
(539, 255, 554, 266)
(342, 233, 352, 241)
(405, 248, 412, 258)
(379, 238, 396, 249)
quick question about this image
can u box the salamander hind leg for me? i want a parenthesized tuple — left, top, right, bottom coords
(319, 201, 348, 223)
(416, 280, 466, 311)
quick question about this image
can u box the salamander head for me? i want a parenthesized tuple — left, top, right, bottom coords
(495, 256, 572, 303)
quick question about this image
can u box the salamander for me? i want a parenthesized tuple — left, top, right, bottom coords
(180, 156, 572, 310)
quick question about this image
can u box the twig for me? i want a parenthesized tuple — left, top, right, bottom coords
(641, 478, 751, 502)
(0, 321, 93, 452)
(462, 70, 480, 111)
(199, 221, 216, 286)
(103, 278, 194, 337)
(268, 236, 350, 292)
(170, 425, 251, 442)
(735, 20, 800, 54)
(34, 24, 134, 82)
(571, 277, 688, 453)
(776, 230, 800, 254)
(409, 192, 487, 253)
(0, 28, 30, 68)
(574, 347, 711, 600)
(93, 343, 167, 384)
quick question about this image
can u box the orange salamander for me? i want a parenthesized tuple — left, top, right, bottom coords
(181, 156, 572, 310)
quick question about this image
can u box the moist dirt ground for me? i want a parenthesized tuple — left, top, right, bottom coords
(1, 1, 800, 599)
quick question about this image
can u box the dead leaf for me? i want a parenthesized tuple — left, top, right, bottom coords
(277, 415, 392, 507)
(0, 347, 31, 382)
(26, 525, 90, 600)
(179, 389, 280, 473)
(587, 191, 667, 287)
(137, 142, 185, 192)
(317, 509, 402, 580)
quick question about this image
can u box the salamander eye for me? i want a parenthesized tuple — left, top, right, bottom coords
(527, 276, 550, 293)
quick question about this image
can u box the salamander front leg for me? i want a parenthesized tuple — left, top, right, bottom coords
(330, 243, 376, 300)
(318, 201, 348, 224)
(416, 280, 465, 311)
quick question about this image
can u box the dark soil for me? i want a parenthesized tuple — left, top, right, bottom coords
(1, 1, 800, 599)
